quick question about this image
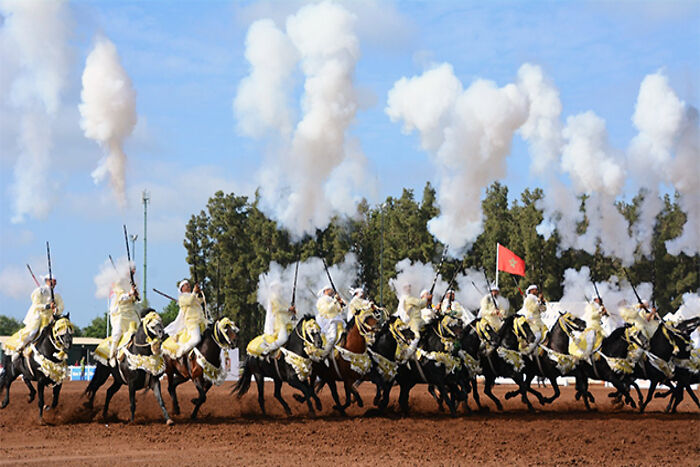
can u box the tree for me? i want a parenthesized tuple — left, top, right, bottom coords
(0, 315, 22, 335)
(161, 300, 179, 327)
(82, 313, 108, 338)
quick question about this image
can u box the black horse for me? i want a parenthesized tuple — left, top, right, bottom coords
(515, 313, 589, 408)
(0, 315, 75, 421)
(392, 315, 464, 416)
(653, 317, 700, 412)
(578, 326, 640, 409)
(478, 315, 548, 412)
(364, 316, 416, 415)
(233, 316, 324, 417)
(164, 317, 239, 419)
(84, 311, 172, 424)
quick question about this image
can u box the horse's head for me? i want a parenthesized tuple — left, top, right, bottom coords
(52, 316, 75, 353)
(142, 311, 165, 342)
(560, 311, 586, 333)
(214, 317, 240, 349)
(356, 308, 381, 345)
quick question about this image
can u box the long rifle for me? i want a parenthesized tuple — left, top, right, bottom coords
(623, 268, 645, 309)
(439, 259, 464, 307)
(321, 256, 339, 297)
(46, 241, 55, 306)
(108, 255, 117, 270)
(592, 280, 603, 306)
(123, 225, 140, 301)
(153, 288, 177, 302)
(482, 268, 499, 309)
(190, 233, 210, 319)
(26, 264, 40, 287)
(429, 246, 449, 304)
(291, 257, 300, 307)
(216, 251, 221, 318)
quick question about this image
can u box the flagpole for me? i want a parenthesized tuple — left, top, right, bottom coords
(495, 242, 499, 288)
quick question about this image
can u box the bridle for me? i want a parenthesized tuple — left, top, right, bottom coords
(49, 318, 74, 360)
(213, 317, 239, 350)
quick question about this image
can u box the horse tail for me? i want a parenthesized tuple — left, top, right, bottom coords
(84, 362, 108, 399)
(0, 355, 8, 388)
(231, 356, 253, 398)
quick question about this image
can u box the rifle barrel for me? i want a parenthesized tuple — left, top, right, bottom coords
(26, 264, 40, 287)
(153, 288, 177, 302)
(46, 242, 55, 305)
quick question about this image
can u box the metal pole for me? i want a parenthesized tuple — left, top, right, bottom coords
(379, 203, 385, 308)
(142, 190, 150, 302)
(495, 242, 500, 289)
(130, 234, 138, 266)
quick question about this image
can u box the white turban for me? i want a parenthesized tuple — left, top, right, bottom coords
(178, 280, 190, 291)
(317, 286, 333, 297)
(526, 285, 538, 294)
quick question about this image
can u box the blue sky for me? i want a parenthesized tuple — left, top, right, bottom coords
(0, 0, 698, 328)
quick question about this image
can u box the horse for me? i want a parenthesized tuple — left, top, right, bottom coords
(233, 316, 325, 417)
(164, 317, 239, 419)
(516, 312, 590, 408)
(653, 317, 700, 412)
(635, 319, 699, 413)
(391, 314, 464, 416)
(577, 326, 640, 409)
(0, 316, 74, 422)
(84, 311, 172, 424)
(477, 315, 548, 412)
(308, 307, 381, 414)
(364, 316, 417, 415)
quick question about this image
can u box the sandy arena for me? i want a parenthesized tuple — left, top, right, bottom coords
(1, 380, 698, 466)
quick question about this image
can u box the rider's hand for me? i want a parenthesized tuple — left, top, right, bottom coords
(289, 305, 296, 314)
(193, 283, 201, 294)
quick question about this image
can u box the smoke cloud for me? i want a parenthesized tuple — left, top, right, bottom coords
(257, 253, 360, 319)
(93, 255, 134, 299)
(1, 0, 71, 222)
(386, 63, 531, 251)
(234, 1, 368, 238)
(79, 36, 137, 208)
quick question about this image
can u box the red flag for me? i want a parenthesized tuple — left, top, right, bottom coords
(497, 244, 525, 276)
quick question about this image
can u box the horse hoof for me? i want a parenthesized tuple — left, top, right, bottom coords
(166, 419, 174, 426)
(293, 394, 305, 404)
(173, 408, 180, 416)
(27, 395, 35, 404)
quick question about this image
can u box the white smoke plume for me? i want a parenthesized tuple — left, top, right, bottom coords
(560, 266, 653, 312)
(453, 267, 492, 311)
(628, 71, 700, 258)
(665, 292, 700, 322)
(79, 36, 137, 208)
(257, 253, 359, 318)
(386, 63, 531, 251)
(93, 255, 134, 299)
(389, 258, 448, 310)
(234, 1, 367, 237)
(1, 0, 71, 222)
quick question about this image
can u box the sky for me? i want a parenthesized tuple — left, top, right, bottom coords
(0, 0, 698, 328)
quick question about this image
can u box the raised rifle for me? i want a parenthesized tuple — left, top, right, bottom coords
(26, 264, 40, 287)
(108, 255, 117, 270)
(46, 241, 55, 307)
(592, 280, 603, 306)
(482, 268, 499, 310)
(153, 288, 178, 302)
(291, 257, 300, 308)
(428, 245, 449, 304)
(439, 259, 464, 309)
(190, 233, 210, 320)
(123, 225, 140, 301)
(321, 256, 340, 297)
(623, 268, 645, 310)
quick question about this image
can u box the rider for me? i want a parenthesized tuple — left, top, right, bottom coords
(477, 284, 508, 333)
(347, 287, 373, 321)
(163, 280, 208, 359)
(440, 289, 475, 325)
(569, 297, 605, 360)
(246, 281, 295, 357)
(395, 284, 430, 334)
(636, 299, 660, 339)
(3, 274, 64, 359)
(316, 285, 344, 357)
(107, 272, 141, 366)
(515, 284, 548, 355)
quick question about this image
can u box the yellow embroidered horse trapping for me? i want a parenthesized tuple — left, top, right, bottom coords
(334, 346, 371, 375)
(280, 348, 313, 380)
(497, 347, 525, 372)
(29, 344, 69, 385)
(192, 347, 227, 385)
(540, 345, 578, 374)
(416, 349, 461, 374)
(368, 348, 398, 381)
(458, 350, 482, 377)
(642, 350, 675, 379)
(122, 347, 166, 375)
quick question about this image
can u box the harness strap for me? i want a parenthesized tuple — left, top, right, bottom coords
(273, 354, 283, 380)
(412, 355, 428, 383)
(331, 352, 343, 380)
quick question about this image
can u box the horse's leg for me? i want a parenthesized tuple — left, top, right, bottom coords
(254, 372, 266, 415)
(483, 375, 503, 411)
(84, 364, 110, 408)
(398, 381, 413, 415)
(428, 384, 445, 412)
(190, 378, 211, 420)
(350, 378, 364, 408)
(37, 381, 46, 421)
(439, 381, 458, 416)
(470, 377, 483, 411)
(326, 378, 345, 415)
(49, 384, 61, 409)
(127, 379, 138, 423)
(683, 383, 699, 411)
(340, 379, 354, 410)
(286, 378, 316, 417)
(640, 379, 659, 413)
(541, 369, 560, 405)
(24, 378, 36, 403)
(168, 372, 186, 416)
(1, 363, 19, 409)
(152, 378, 173, 425)
(272, 379, 292, 416)
(102, 380, 121, 420)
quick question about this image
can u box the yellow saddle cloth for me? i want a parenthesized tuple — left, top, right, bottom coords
(93, 322, 138, 364)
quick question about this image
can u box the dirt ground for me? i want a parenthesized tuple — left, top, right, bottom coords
(0, 379, 698, 466)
